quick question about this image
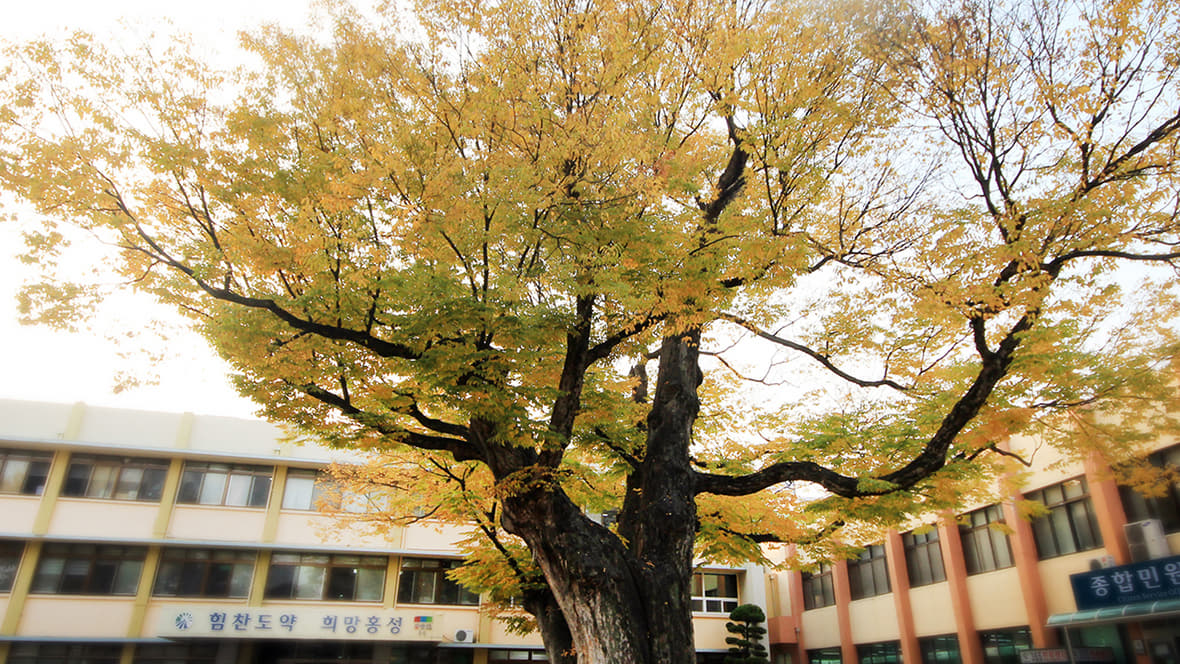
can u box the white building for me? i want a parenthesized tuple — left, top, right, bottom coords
(0, 399, 765, 664)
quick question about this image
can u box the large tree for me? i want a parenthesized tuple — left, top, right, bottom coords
(3, 0, 1180, 661)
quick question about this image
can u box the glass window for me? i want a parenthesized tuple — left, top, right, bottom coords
(849, 544, 890, 600)
(808, 648, 843, 664)
(178, 462, 272, 507)
(282, 469, 325, 510)
(802, 563, 836, 609)
(1027, 477, 1103, 559)
(980, 627, 1032, 664)
(692, 571, 739, 613)
(959, 505, 1014, 575)
(30, 543, 146, 595)
(919, 635, 961, 663)
(397, 558, 479, 605)
(1120, 445, 1180, 533)
(265, 552, 386, 601)
(62, 454, 169, 501)
(7, 643, 122, 664)
(489, 651, 549, 662)
(904, 529, 946, 587)
(153, 548, 255, 598)
(0, 448, 53, 495)
(1, 540, 24, 592)
(857, 642, 900, 664)
(134, 642, 219, 664)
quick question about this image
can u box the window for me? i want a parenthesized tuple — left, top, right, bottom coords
(848, 544, 890, 600)
(1120, 445, 1180, 533)
(0, 448, 52, 495)
(7, 643, 122, 664)
(919, 635, 961, 663)
(808, 648, 842, 664)
(30, 543, 146, 595)
(1027, 477, 1103, 559)
(802, 563, 835, 609)
(692, 571, 739, 613)
(62, 454, 169, 501)
(153, 548, 255, 598)
(857, 642, 901, 664)
(489, 651, 549, 662)
(265, 552, 385, 601)
(134, 643, 219, 664)
(904, 529, 946, 587)
(397, 558, 479, 605)
(1, 540, 24, 592)
(282, 469, 326, 510)
(959, 505, 1014, 574)
(281, 469, 376, 513)
(980, 627, 1032, 664)
(178, 462, 272, 507)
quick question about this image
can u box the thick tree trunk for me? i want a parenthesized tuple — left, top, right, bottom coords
(497, 331, 704, 664)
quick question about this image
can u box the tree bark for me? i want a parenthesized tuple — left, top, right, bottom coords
(496, 330, 704, 664)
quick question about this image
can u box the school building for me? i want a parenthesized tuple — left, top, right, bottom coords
(1, 398, 1179, 663)
(0, 399, 765, 664)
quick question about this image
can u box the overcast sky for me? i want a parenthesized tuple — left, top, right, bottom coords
(0, 1, 329, 419)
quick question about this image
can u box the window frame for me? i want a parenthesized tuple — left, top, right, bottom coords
(30, 543, 147, 596)
(0, 448, 53, 496)
(1026, 477, 1103, 559)
(396, 557, 479, 606)
(691, 571, 739, 614)
(959, 505, 1014, 575)
(264, 552, 387, 602)
(1, 540, 24, 593)
(802, 563, 836, 610)
(903, 529, 946, 587)
(919, 634, 961, 664)
(979, 627, 1033, 664)
(848, 544, 891, 600)
(7, 643, 123, 664)
(62, 454, 169, 502)
(177, 462, 272, 508)
(1119, 445, 1180, 533)
(857, 641, 901, 664)
(152, 548, 255, 599)
(808, 648, 843, 664)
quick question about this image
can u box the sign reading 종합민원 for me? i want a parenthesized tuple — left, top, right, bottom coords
(1068, 553, 1180, 610)
(157, 607, 475, 641)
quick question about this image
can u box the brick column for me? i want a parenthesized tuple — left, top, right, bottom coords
(1002, 498, 1055, 648)
(884, 530, 919, 663)
(833, 559, 856, 664)
(938, 515, 985, 664)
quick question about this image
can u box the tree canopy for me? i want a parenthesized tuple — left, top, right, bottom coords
(2, 0, 1180, 661)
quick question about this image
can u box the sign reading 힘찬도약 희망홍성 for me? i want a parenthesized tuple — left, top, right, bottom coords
(1068, 553, 1180, 610)
(158, 606, 474, 641)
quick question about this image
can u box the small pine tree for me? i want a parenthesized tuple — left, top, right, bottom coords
(724, 603, 770, 664)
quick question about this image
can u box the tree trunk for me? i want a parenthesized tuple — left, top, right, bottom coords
(497, 331, 703, 664)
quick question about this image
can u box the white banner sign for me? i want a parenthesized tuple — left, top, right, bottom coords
(158, 606, 475, 642)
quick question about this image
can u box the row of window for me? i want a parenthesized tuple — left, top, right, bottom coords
(1, 542, 476, 605)
(803, 475, 1111, 608)
(1, 540, 743, 614)
(807, 627, 1032, 664)
(4, 642, 486, 664)
(0, 447, 349, 510)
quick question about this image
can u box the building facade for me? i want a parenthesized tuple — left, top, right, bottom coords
(763, 430, 1180, 664)
(0, 400, 764, 664)
(3, 398, 1179, 664)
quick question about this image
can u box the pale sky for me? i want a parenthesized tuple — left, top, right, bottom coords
(0, 0, 329, 419)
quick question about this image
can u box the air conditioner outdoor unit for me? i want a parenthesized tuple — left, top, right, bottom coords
(455, 629, 476, 643)
(1125, 519, 1171, 561)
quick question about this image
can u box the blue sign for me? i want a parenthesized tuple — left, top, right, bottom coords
(1069, 554, 1180, 610)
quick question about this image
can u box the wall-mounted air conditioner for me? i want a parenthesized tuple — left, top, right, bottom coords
(455, 629, 476, 643)
(1125, 519, 1171, 561)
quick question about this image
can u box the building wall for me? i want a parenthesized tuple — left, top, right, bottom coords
(0, 399, 762, 664)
